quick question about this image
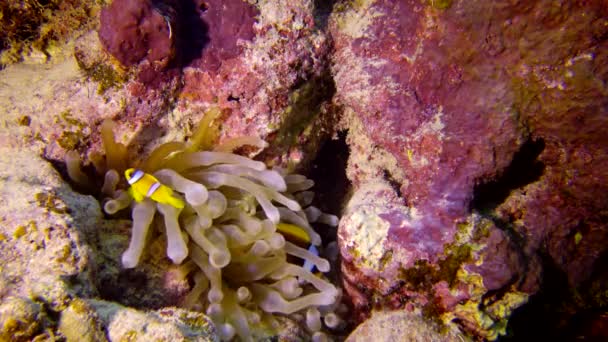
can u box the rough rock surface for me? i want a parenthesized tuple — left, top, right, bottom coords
(178, 0, 335, 168)
(0, 30, 127, 164)
(98, 0, 335, 169)
(0, 1, 338, 340)
(331, 0, 607, 339)
(98, 0, 175, 68)
(0, 147, 99, 305)
(345, 310, 465, 342)
(86, 300, 217, 342)
(0, 34, 220, 341)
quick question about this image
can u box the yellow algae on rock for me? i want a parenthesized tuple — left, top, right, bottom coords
(58, 299, 108, 342)
(0, 297, 45, 342)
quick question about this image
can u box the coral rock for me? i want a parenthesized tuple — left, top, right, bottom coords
(89, 300, 218, 342)
(346, 310, 466, 342)
(0, 297, 45, 342)
(0, 147, 99, 304)
(332, 0, 608, 339)
(99, 0, 174, 68)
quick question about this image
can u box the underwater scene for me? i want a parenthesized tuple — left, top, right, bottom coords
(0, 0, 606, 341)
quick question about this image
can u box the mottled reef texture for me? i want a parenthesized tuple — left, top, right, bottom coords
(1, 0, 607, 341)
(96, 0, 335, 169)
(331, 0, 607, 339)
(0, 0, 337, 341)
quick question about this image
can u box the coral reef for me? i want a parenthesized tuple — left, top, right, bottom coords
(96, 0, 334, 169)
(98, 0, 175, 68)
(331, 0, 608, 340)
(1, 0, 607, 340)
(0, 147, 99, 302)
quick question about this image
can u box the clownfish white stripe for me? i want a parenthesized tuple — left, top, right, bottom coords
(146, 182, 161, 197)
(128, 169, 145, 185)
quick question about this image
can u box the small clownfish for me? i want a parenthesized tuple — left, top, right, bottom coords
(125, 168, 185, 209)
(276, 222, 321, 273)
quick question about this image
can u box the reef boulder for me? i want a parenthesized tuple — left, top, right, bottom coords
(332, 0, 608, 339)
(98, 0, 175, 68)
(96, 0, 335, 169)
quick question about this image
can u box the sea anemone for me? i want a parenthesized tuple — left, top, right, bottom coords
(66, 108, 342, 341)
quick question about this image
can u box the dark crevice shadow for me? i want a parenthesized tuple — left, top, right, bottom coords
(313, 0, 337, 31)
(307, 130, 350, 244)
(152, 0, 209, 67)
(500, 250, 608, 341)
(383, 169, 404, 200)
(472, 138, 546, 212)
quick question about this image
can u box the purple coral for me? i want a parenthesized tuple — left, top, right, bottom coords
(98, 0, 174, 67)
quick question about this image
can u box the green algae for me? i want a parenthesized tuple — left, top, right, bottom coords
(452, 291, 529, 340)
(75, 50, 126, 94)
(54, 109, 89, 151)
(273, 75, 332, 147)
(120, 330, 139, 342)
(398, 242, 473, 293)
(18, 115, 32, 126)
(0, 1, 104, 66)
(59, 109, 86, 129)
(35, 192, 69, 214)
(398, 220, 484, 292)
(13, 220, 38, 239)
(58, 131, 83, 150)
(429, 0, 452, 10)
(0, 297, 45, 342)
(13, 225, 28, 239)
(392, 215, 520, 338)
(378, 249, 394, 270)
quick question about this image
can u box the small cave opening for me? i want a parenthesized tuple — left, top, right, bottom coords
(500, 250, 608, 341)
(306, 129, 353, 337)
(171, 0, 210, 67)
(472, 138, 546, 212)
(306, 130, 350, 245)
(313, 0, 338, 30)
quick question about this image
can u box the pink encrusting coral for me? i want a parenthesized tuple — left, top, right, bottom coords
(331, 0, 608, 340)
(98, 0, 175, 68)
(97, 0, 333, 172)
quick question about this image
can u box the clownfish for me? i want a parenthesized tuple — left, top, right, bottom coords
(125, 168, 185, 209)
(276, 222, 321, 273)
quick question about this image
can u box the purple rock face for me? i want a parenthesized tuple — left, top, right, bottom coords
(95, 0, 332, 169)
(332, 0, 608, 338)
(97, 0, 258, 85)
(187, 0, 258, 71)
(99, 0, 174, 67)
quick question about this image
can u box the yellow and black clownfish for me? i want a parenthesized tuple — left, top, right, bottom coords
(276, 222, 321, 273)
(124, 168, 185, 209)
